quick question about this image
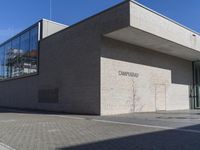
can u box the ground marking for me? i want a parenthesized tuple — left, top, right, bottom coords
(0, 142, 15, 150)
(0, 120, 16, 123)
(54, 115, 86, 120)
(51, 115, 200, 134)
(93, 119, 200, 134)
(48, 129, 60, 133)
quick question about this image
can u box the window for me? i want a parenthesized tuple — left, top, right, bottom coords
(30, 26, 38, 74)
(11, 37, 20, 77)
(0, 46, 4, 79)
(0, 24, 39, 81)
(20, 31, 30, 75)
(5, 42, 12, 78)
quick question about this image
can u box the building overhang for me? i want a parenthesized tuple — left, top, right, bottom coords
(105, 26, 200, 61)
(104, 1, 200, 61)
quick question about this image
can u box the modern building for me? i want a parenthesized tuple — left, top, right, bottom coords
(0, 0, 200, 115)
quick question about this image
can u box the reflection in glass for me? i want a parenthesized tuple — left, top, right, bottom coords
(5, 42, 12, 78)
(20, 31, 30, 75)
(0, 46, 5, 79)
(11, 37, 20, 77)
(30, 26, 38, 74)
(0, 24, 39, 81)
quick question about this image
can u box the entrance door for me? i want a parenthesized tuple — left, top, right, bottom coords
(155, 84, 166, 111)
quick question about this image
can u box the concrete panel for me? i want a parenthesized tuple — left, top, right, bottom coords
(105, 1, 200, 61)
(37, 2, 130, 114)
(0, 76, 39, 109)
(42, 19, 67, 39)
(101, 38, 192, 115)
(167, 84, 190, 110)
(130, 2, 200, 52)
(101, 57, 171, 115)
(105, 27, 200, 61)
(155, 84, 166, 111)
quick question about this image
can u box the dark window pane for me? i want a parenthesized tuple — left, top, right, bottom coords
(11, 37, 20, 77)
(20, 31, 30, 75)
(0, 24, 39, 80)
(30, 26, 38, 50)
(0, 46, 5, 79)
(5, 42, 12, 78)
(30, 26, 38, 74)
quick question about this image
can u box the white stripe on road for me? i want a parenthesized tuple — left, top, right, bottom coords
(0, 120, 16, 123)
(46, 114, 200, 134)
(53, 115, 85, 120)
(92, 119, 200, 134)
(49, 114, 200, 134)
(0, 142, 15, 150)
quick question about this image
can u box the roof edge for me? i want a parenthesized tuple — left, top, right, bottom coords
(41, 0, 130, 42)
(130, 0, 200, 36)
(42, 19, 68, 27)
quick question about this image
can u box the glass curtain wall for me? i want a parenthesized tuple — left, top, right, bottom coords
(30, 26, 38, 74)
(20, 31, 30, 75)
(0, 24, 39, 80)
(0, 46, 5, 79)
(5, 42, 12, 78)
(11, 37, 20, 77)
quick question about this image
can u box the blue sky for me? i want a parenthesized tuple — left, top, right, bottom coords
(0, 0, 200, 43)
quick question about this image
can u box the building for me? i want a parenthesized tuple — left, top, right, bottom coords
(0, 0, 200, 115)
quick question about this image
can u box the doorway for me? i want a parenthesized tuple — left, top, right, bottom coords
(155, 84, 166, 111)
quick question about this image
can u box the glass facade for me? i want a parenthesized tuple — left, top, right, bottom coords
(0, 24, 39, 80)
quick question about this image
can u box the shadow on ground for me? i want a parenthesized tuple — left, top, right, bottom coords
(0, 106, 96, 116)
(57, 124, 200, 150)
(1, 107, 200, 150)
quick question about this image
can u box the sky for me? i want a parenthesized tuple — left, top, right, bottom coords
(0, 0, 200, 43)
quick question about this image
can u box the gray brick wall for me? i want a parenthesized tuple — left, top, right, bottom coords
(0, 1, 130, 115)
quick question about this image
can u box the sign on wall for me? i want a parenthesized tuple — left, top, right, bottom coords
(118, 71, 139, 78)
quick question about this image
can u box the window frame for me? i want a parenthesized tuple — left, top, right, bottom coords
(0, 21, 41, 82)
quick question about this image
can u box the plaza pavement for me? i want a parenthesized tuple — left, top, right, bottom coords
(0, 108, 200, 149)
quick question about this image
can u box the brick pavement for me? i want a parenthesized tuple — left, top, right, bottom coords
(0, 109, 199, 150)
